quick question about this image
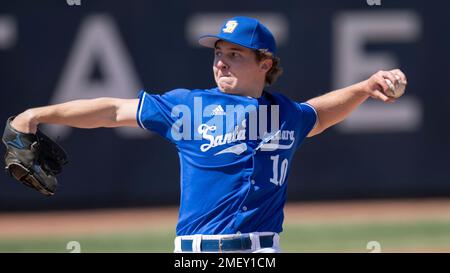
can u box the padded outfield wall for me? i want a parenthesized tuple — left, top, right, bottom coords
(0, 0, 448, 210)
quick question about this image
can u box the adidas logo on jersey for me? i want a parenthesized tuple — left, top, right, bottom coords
(211, 105, 225, 116)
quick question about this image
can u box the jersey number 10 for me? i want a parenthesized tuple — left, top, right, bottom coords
(269, 155, 289, 186)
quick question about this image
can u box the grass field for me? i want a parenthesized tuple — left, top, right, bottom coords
(1, 220, 450, 253)
(1, 199, 450, 253)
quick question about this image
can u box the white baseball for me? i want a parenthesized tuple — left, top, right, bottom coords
(384, 75, 406, 98)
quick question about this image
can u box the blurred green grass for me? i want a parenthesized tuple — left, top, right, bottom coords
(282, 220, 450, 252)
(1, 220, 450, 252)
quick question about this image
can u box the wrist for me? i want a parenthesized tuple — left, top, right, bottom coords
(353, 80, 371, 98)
(10, 109, 39, 134)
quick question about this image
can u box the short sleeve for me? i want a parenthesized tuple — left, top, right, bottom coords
(136, 89, 189, 141)
(295, 102, 318, 137)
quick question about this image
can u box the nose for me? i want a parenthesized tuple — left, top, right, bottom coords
(216, 59, 228, 70)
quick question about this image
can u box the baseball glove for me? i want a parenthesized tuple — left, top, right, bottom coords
(2, 116, 68, 196)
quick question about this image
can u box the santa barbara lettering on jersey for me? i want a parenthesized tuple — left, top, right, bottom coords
(169, 98, 298, 153)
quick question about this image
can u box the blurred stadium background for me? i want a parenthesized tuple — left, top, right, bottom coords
(0, 0, 449, 252)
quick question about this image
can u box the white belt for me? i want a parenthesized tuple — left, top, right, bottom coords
(174, 232, 280, 253)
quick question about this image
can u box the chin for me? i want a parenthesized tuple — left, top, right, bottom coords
(218, 84, 237, 93)
(217, 79, 238, 93)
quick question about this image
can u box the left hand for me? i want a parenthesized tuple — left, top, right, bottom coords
(364, 69, 407, 103)
(2, 116, 68, 196)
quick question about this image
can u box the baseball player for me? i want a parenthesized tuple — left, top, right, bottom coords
(3, 16, 406, 253)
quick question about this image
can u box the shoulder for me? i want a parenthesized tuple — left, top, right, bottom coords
(264, 91, 298, 109)
(163, 87, 216, 98)
(265, 91, 317, 118)
(139, 88, 214, 105)
(146, 88, 191, 99)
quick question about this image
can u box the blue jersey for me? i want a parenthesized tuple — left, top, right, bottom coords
(136, 87, 317, 235)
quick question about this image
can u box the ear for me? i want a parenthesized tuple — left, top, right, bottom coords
(260, 59, 273, 72)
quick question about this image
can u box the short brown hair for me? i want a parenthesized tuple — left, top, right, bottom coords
(255, 49, 283, 86)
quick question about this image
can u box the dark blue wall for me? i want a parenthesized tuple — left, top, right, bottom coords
(0, 0, 449, 210)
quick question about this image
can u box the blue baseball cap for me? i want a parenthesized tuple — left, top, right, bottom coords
(198, 16, 277, 55)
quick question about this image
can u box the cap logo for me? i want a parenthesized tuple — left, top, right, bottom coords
(222, 20, 238, 33)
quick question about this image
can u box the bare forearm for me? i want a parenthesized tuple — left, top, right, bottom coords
(12, 98, 124, 133)
(306, 69, 408, 137)
(307, 81, 369, 133)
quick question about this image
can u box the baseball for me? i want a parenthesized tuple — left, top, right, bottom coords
(384, 75, 406, 99)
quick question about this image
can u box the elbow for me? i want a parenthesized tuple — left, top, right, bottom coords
(106, 98, 121, 127)
(100, 98, 136, 128)
(87, 97, 120, 128)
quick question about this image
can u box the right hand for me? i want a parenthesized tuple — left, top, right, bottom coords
(10, 110, 38, 134)
(363, 69, 407, 103)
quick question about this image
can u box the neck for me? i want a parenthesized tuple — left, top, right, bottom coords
(218, 84, 265, 98)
